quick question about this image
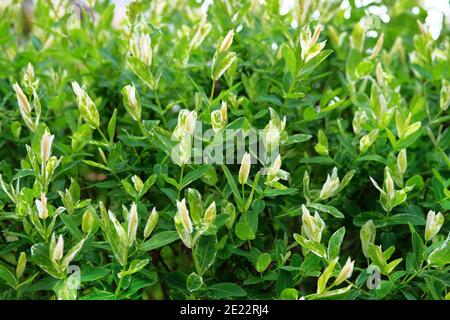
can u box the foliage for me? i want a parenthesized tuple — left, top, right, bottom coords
(0, 0, 449, 300)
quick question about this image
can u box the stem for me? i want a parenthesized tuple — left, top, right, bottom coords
(138, 121, 147, 137)
(401, 265, 428, 285)
(115, 263, 128, 297)
(41, 160, 47, 193)
(214, 185, 224, 198)
(97, 128, 110, 145)
(178, 165, 184, 200)
(241, 183, 246, 213)
(209, 80, 215, 105)
(153, 90, 167, 127)
(344, 280, 369, 295)
(228, 229, 236, 246)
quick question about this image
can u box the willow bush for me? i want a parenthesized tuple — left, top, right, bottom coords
(0, 0, 449, 300)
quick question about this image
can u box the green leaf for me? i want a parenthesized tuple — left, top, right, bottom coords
(307, 285, 352, 300)
(53, 279, 78, 300)
(181, 166, 210, 189)
(317, 258, 338, 294)
(256, 253, 272, 273)
(408, 223, 424, 269)
(308, 203, 344, 219)
(194, 235, 218, 275)
(293, 234, 326, 258)
(0, 265, 17, 288)
(59, 214, 83, 242)
(280, 288, 298, 300)
(80, 267, 110, 282)
(207, 283, 246, 299)
(428, 233, 450, 266)
(281, 44, 297, 78)
(235, 222, 255, 241)
(327, 227, 346, 260)
(79, 290, 117, 300)
(118, 259, 149, 278)
(338, 170, 355, 191)
(300, 50, 333, 77)
(356, 155, 387, 164)
(186, 272, 203, 292)
(140, 231, 180, 251)
(212, 51, 237, 81)
(82, 160, 111, 172)
(276, 269, 294, 296)
(31, 243, 61, 279)
(265, 188, 298, 197)
(285, 134, 312, 145)
(221, 165, 243, 209)
(419, 271, 450, 286)
(353, 211, 386, 227)
(386, 213, 425, 226)
(108, 108, 118, 142)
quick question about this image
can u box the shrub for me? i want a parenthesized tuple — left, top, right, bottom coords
(0, 0, 448, 300)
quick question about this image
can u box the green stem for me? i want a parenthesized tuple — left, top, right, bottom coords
(138, 121, 147, 137)
(41, 161, 47, 193)
(209, 80, 215, 105)
(97, 128, 110, 145)
(241, 183, 247, 215)
(153, 90, 167, 127)
(178, 165, 184, 200)
(115, 263, 128, 297)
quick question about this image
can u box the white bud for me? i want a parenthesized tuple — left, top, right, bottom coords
(26, 63, 35, 79)
(35, 193, 48, 220)
(13, 82, 35, 132)
(130, 33, 152, 66)
(204, 201, 216, 226)
(301, 204, 324, 243)
(238, 152, 251, 185)
(71, 81, 100, 129)
(425, 210, 444, 242)
(127, 203, 138, 246)
(189, 14, 212, 50)
(177, 199, 193, 234)
(24, 63, 38, 92)
(353, 110, 367, 135)
(144, 207, 159, 238)
(440, 79, 450, 111)
(359, 129, 379, 153)
(131, 175, 144, 194)
(360, 220, 376, 258)
(53, 235, 64, 261)
(375, 63, 385, 87)
(370, 33, 384, 59)
(71, 81, 83, 98)
(311, 25, 322, 46)
(122, 84, 141, 121)
(16, 252, 27, 279)
(319, 167, 340, 200)
(397, 149, 407, 175)
(40, 130, 55, 162)
(173, 109, 198, 140)
(175, 199, 193, 248)
(219, 30, 234, 52)
(82, 208, 95, 234)
(264, 121, 281, 152)
(13, 82, 31, 114)
(268, 154, 282, 176)
(334, 257, 354, 285)
(300, 24, 325, 62)
(211, 101, 228, 133)
(385, 170, 395, 201)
